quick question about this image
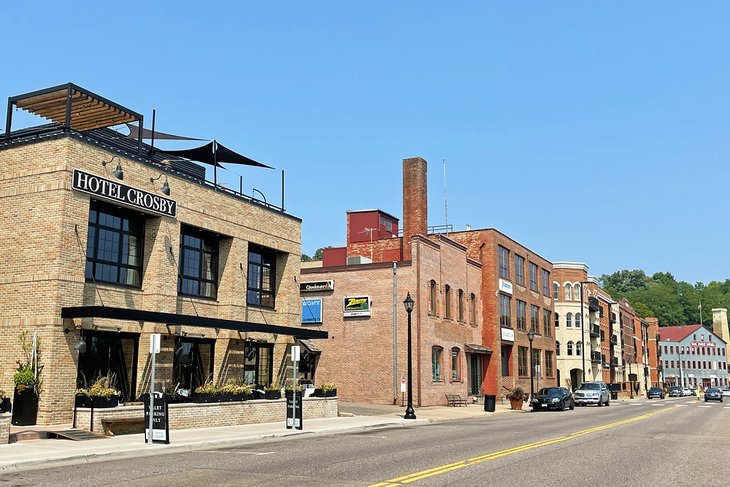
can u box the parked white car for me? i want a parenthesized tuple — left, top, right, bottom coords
(720, 387, 730, 397)
(574, 382, 610, 407)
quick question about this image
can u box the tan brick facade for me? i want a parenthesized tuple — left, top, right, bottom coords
(0, 135, 308, 424)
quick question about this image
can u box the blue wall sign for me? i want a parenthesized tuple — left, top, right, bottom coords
(302, 298, 323, 324)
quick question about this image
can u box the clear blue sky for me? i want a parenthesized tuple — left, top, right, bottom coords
(3, 2, 729, 284)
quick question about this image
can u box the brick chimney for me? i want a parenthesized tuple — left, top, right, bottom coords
(712, 308, 730, 365)
(402, 157, 427, 261)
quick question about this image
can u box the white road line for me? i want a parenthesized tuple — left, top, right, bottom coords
(629, 403, 643, 406)
(675, 405, 688, 407)
(698, 406, 711, 408)
(650, 403, 665, 407)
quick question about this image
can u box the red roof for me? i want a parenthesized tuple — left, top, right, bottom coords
(659, 324, 704, 342)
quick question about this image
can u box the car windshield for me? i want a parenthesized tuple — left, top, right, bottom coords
(580, 383, 600, 390)
(707, 388, 719, 393)
(650, 388, 661, 392)
(670, 387, 681, 390)
(538, 388, 562, 396)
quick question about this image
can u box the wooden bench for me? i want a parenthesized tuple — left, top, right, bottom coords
(445, 394, 468, 407)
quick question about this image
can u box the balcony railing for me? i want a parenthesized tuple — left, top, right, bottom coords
(588, 297, 600, 312)
(590, 324, 600, 338)
(610, 334, 618, 345)
(591, 351, 602, 363)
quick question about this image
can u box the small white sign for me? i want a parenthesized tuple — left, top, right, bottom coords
(291, 345, 301, 362)
(400, 376, 406, 393)
(501, 327, 515, 342)
(498, 279, 513, 295)
(150, 333, 161, 354)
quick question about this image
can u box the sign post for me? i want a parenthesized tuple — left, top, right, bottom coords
(144, 391, 169, 444)
(147, 333, 161, 445)
(287, 346, 302, 430)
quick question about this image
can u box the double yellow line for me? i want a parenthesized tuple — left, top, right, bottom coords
(368, 407, 674, 486)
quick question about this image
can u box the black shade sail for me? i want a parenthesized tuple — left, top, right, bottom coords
(61, 306, 327, 339)
(164, 140, 273, 169)
(126, 123, 204, 141)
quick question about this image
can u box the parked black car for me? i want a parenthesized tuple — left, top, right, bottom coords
(668, 386, 683, 397)
(532, 387, 575, 411)
(647, 387, 665, 399)
(705, 388, 723, 402)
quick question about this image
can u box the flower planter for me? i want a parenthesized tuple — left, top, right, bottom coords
(251, 390, 265, 400)
(191, 392, 221, 403)
(76, 395, 120, 408)
(0, 398, 10, 413)
(324, 389, 337, 398)
(509, 398, 524, 410)
(312, 388, 324, 398)
(217, 392, 248, 402)
(11, 388, 38, 426)
(264, 390, 281, 400)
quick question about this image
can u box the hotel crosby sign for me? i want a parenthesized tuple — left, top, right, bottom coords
(72, 169, 177, 218)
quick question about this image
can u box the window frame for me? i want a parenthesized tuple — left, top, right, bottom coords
(444, 285, 452, 319)
(500, 294, 512, 328)
(498, 245, 510, 279)
(247, 244, 277, 308)
(458, 289, 464, 322)
(529, 262, 538, 292)
(518, 346, 528, 377)
(530, 305, 540, 334)
(451, 347, 461, 381)
(178, 226, 219, 299)
(514, 254, 525, 286)
(541, 269, 550, 296)
(432, 346, 443, 382)
(543, 309, 552, 337)
(85, 201, 145, 288)
(516, 300, 527, 331)
(429, 280, 438, 315)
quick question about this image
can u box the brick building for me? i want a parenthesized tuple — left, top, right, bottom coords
(307, 158, 485, 406)
(658, 324, 728, 388)
(0, 83, 325, 425)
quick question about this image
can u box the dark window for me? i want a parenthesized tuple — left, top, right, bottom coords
(556, 341, 561, 356)
(498, 246, 510, 279)
(77, 330, 139, 402)
(501, 345, 511, 376)
(530, 305, 540, 333)
(500, 294, 511, 328)
(444, 285, 452, 319)
(545, 351, 554, 377)
(567, 341, 574, 356)
(518, 346, 528, 376)
(516, 300, 526, 331)
(458, 289, 464, 322)
(543, 309, 552, 337)
(575, 313, 582, 328)
(247, 245, 276, 307)
(173, 337, 215, 393)
(541, 269, 550, 296)
(553, 282, 559, 299)
(529, 262, 538, 292)
(429, 280, 437, 315)
(85, 201, 144, 287)
(554, 312, 559, 328)
(179, 227, 219, 299)
(514, 254, 525, 286)
(469, 293, 476, 325)
(243, 342, 273, 387)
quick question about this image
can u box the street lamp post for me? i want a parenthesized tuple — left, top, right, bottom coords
(528, 329, 535, 404)
(403, 293, 416, 420)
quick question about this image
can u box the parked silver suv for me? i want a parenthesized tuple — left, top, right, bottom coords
(574, 382, 610, 407)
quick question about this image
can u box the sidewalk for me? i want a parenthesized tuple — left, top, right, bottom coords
(0, 402, 514, 473)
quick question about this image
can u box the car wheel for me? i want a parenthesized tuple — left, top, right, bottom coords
(569, 400, 575, 410)
(597, 399, 603, 407)
(559, 400, 565, 411)
(705, 398, 708, 402)
(606, 398, 610, 407)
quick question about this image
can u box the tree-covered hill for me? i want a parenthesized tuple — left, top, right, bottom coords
(600, 270, 730, 327)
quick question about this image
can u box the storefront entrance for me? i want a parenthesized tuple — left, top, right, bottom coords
(469, 354, 484, 395)
(173, 337, 215, 396)
(76, 330, 139, 402)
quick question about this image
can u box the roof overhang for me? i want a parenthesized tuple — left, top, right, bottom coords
(61, 306, 328, 339)
(464, 343, 492, 354)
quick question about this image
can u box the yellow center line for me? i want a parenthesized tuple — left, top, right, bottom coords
(367, 407, 674, 486)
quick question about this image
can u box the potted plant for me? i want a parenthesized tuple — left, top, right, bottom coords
(284, 384, 302, 399)
(0, 390, 10, 414)
(75, 374, 120, 408)
(12, 332, 43, 426)
(192, 381, 221, 403)
(506, 387, 528, 410)
(264, 384, 281, 400)
(163, 381, 187, 404)
(321, 382, 337, 398)
(219, 381, 252, 402)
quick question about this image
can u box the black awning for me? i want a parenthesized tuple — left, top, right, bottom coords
(464, 343, 492, 354)
(61, 306, 327, 339)
(299, 339, 322, 354)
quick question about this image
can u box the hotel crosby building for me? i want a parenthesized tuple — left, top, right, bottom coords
(0, 84, 325, 425)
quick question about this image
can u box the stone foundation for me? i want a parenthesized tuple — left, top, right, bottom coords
(75, 397, 338, 435)
(0, 413, 10, 444)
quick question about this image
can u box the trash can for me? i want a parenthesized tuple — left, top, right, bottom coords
(484, 394, 496, 412)
(610, 391, 618, 401)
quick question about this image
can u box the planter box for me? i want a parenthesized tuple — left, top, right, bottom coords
(0, 398, 10, 414)
(312, 388, 324, 398)
(264, 390, 281, 400)
(324, 389, 337, 398)
(251, 390, 265, 400)
(191, 392, 221, 403)
(76, 395, 120, 408)
(11, 388, 38, 426)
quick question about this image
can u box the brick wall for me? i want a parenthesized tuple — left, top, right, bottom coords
(0, 135, 304, 424)
(74, 397, 338, 434)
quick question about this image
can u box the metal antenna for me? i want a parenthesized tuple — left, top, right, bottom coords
(443, 158, 448, 231)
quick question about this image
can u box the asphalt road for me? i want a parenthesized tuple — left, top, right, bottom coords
(1, 397, 728, 486)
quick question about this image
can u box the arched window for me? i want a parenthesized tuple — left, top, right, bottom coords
(556, 341, 561, 356)
(573, 284, 581, 301)
(553, 282, 559, 299)
(429, 280, 437, 315)
(444, 285, 452, 319)
(564, 283, 572, 301)
(451, 347, 461, 381)
(554, 312, 559, 328)
(576, 341, 582, 356)
(575, 313, 581, 328)
(566, 312, 573, 328)
(458, 289, 464, 322)
(567, 341, 574, 356)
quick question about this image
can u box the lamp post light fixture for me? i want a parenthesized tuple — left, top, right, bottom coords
(403, 293, 416, 420)
(101, 155, 124, 180)
(527, 329, 535, 404)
